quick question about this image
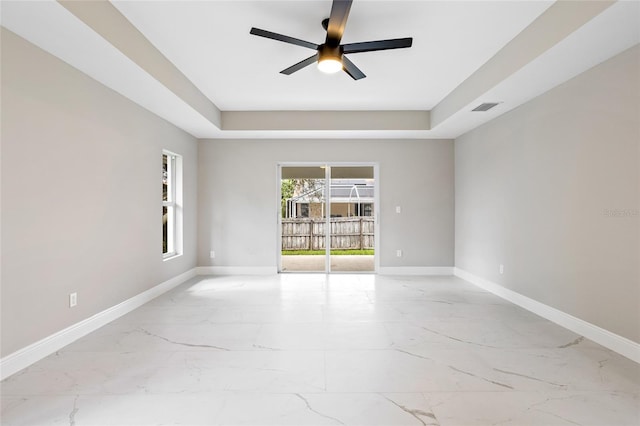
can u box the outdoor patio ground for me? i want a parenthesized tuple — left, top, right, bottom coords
(281, 255, 374, 272)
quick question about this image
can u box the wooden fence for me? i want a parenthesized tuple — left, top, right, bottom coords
(282, 217, 375, 250)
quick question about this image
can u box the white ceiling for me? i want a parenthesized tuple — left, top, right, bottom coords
(1, 0, 639, 139)
(111, 0, 553, 111)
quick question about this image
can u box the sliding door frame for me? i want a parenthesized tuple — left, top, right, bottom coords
(276, 162, 380, 273)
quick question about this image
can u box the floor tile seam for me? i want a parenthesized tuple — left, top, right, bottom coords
(113, 319, 553, 324)
(120, 321, 332, 324)
(323, 388, 639, 394)
(55, 349, 409, 354)
(54, 345, 597, 354)
(54, 349, 332, 354)
(95, 320, 554, 328)
(2, 389, 637, 398)
(420, 389, 640, 395)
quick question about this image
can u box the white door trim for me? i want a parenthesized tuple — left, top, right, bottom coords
(277, 162, 379, 274)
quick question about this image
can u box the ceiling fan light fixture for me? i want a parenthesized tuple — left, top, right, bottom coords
(317, 44, 343, 74)
(250, 0, 413, 80)
(318, 57, 343, 73)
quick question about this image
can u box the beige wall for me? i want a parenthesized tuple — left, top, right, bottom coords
(455, 45, 640, 342)
(0, 30, 198, 356)
(310, 202, 324, 218)
(328, 203, 370, 218)
(295, 203, 371, 218)
(198, 139, 454, 268)
(5, 20, 635, 364)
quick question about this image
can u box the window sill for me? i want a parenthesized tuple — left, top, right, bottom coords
(163, 253, 182, 262)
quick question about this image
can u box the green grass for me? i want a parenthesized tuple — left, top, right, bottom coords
(282, 249, 374, 256)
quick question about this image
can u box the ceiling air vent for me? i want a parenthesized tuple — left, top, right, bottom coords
(472, 102, 500, 112)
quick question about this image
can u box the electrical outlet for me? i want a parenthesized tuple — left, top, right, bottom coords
(69, 292, 77, 308)
(395, 206, 402, 214)
(396, 250, 403, 257)
(210, 251, 216, 259)
(499, 264, 504, 274)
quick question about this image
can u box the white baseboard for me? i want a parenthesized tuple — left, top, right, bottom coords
(196, 266, 278, 275)
(7, 265, 635, 382)
(197, 266, 451, 276)
(453, 267, 640, 364)
(0, 268, 197, 381)
(378, 266, 453, 276)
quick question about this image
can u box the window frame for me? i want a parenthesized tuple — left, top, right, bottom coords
(163, 150, 182, 260)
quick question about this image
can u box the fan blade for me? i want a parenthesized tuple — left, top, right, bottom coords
(250, 27, 318, 50)
(342, 37, 413, 54)
(326, 0, 353, 45)
(342, 55, 366, 80)
(280, 53, 319, 75)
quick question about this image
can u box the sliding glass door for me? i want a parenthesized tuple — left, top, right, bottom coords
(280, 166, 327, 272)
(279, 164, 376, 273)
(329, 166, 375, 272)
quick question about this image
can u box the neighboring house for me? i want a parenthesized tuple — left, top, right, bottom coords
(284, 179, 374, 218)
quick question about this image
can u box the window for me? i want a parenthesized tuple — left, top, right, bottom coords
(163, 151, 182, 258)
(363, 203, 373, 217)
(299, 203, 309, 218)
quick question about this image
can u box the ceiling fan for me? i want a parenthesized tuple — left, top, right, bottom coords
(249, 0, 413, 80)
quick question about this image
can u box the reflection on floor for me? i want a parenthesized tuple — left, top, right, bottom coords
(1, 274, 638, 425)
(281, 255, 375, 272)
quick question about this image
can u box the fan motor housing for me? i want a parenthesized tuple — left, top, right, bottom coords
(319, 44, 343, 62)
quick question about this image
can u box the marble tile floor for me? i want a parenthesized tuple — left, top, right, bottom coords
(1, 274, 638, 425)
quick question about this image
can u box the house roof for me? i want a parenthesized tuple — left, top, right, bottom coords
(289, 179, 374, 203)
(1, 1, 637, 140)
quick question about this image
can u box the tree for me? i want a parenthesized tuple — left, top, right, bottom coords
(294, 179, 323, 201)
(281, 178, 324, 217)
(281, 179, 295, 217)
